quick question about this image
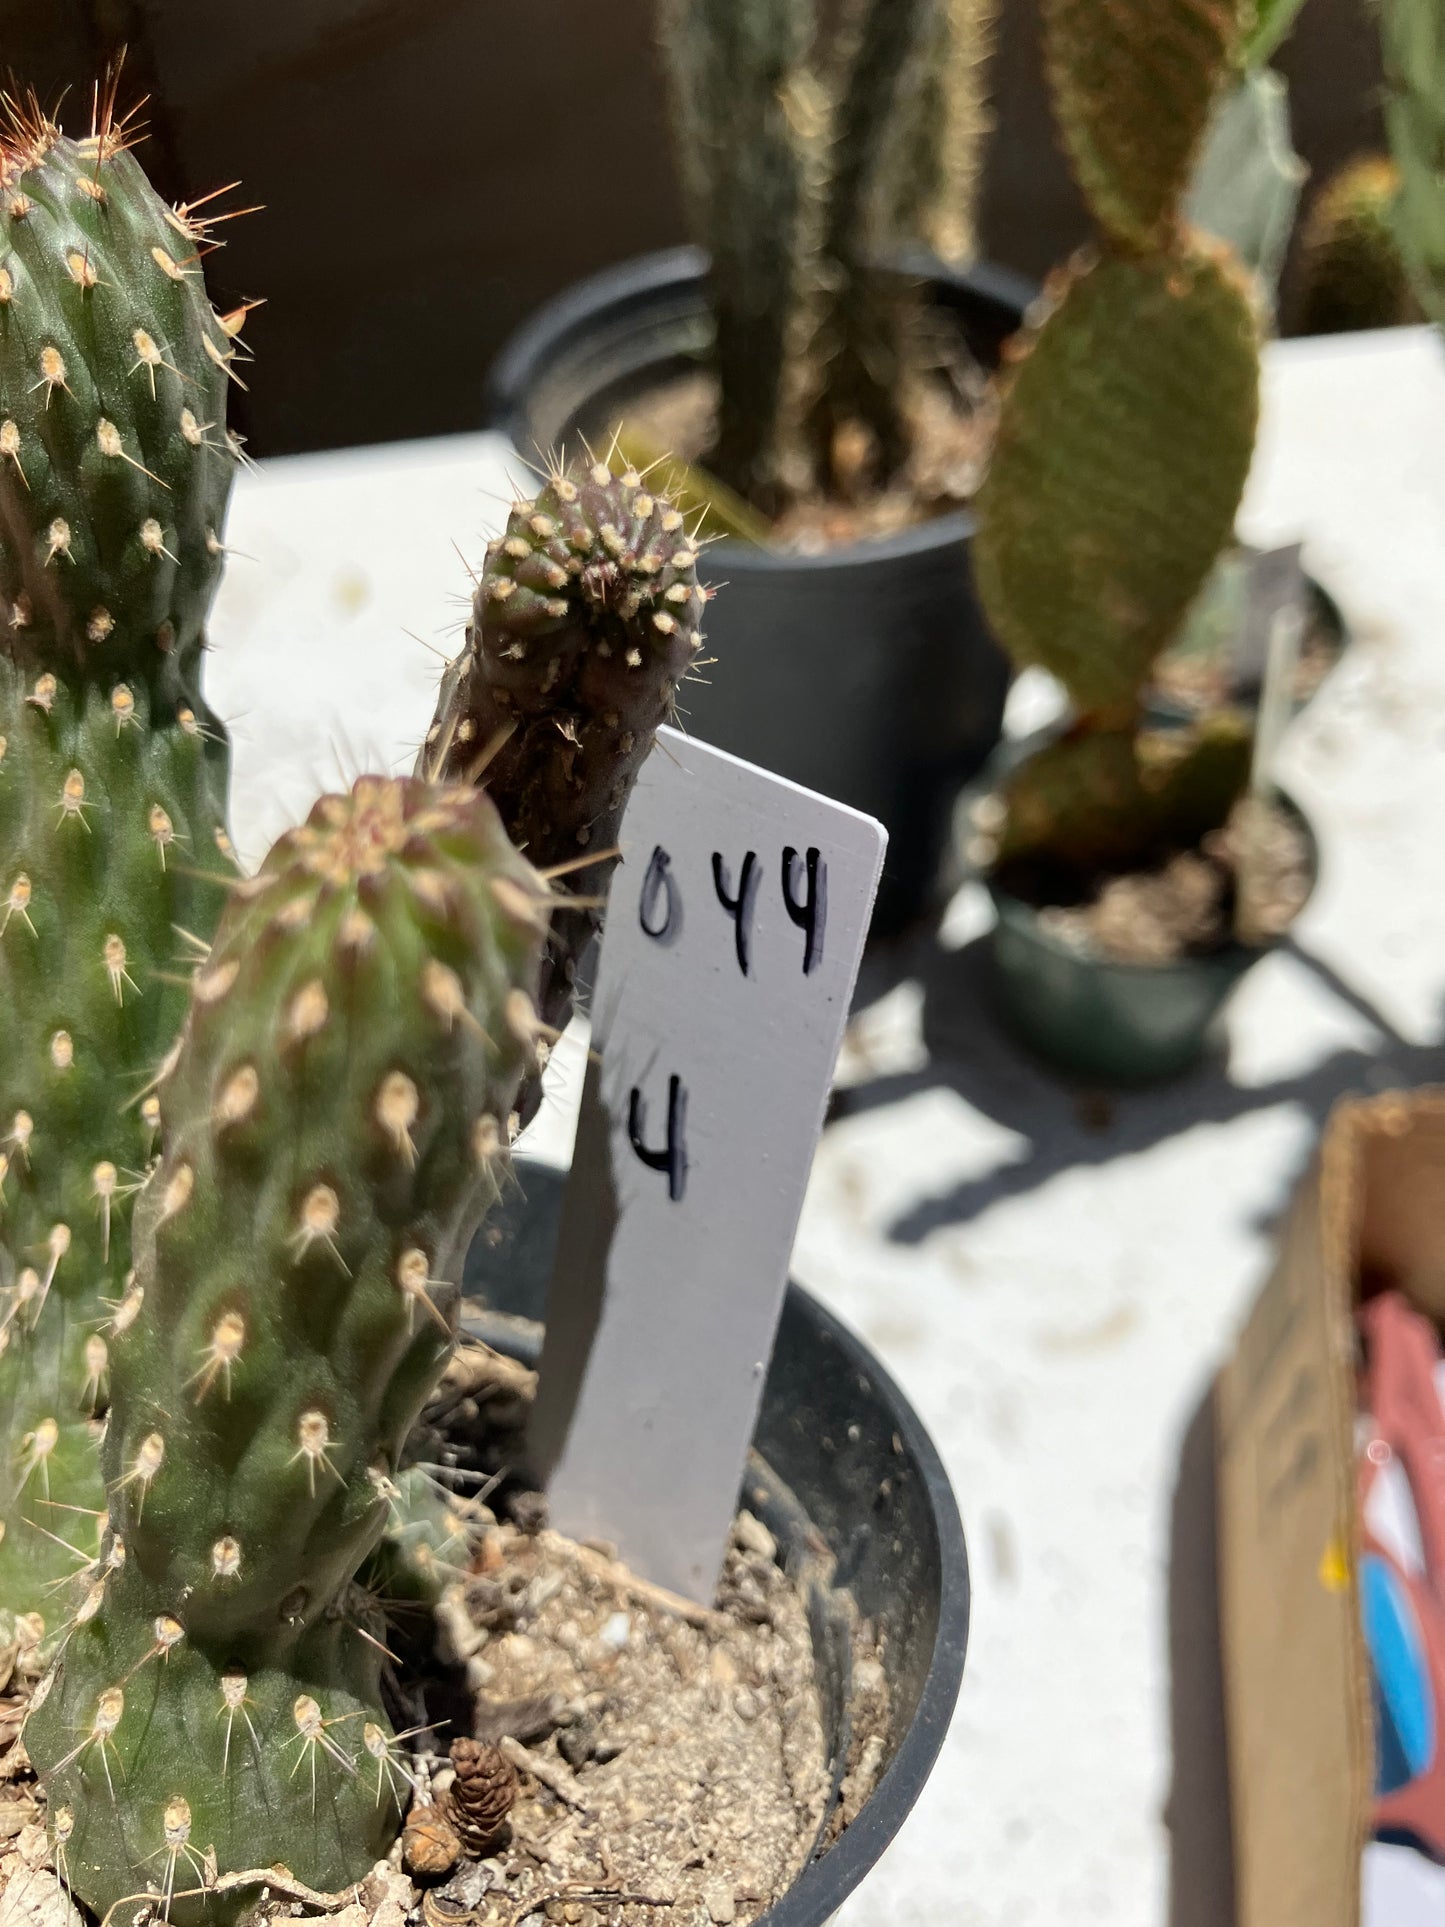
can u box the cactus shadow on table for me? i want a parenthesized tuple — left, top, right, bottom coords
(831, 925, 1445, 1246)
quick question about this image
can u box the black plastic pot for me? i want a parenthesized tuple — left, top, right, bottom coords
(463, 1159, 969, 1925)
(984, 792, 1320, 1085)
(485, 246, 1033, 937)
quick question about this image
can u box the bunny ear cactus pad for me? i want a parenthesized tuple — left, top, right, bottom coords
(26, 776, 551, 1924)
(0, 99, 245, 1638)
(424, 457, 704, 1049)
(1043, 0, 1244, 250)
(973, 245, 1261, 717)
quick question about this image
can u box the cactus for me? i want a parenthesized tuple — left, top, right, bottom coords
(1379, 0, 1445, 331)
(883, 0, 1001, 268)
(974, 247, 1260, 717)
(803, 0, 965, 489)
(422, 456, 704, 1065)
(994, 714, 1253, 870)
(26, 776, 551, 1923)
(1298, 156, 1416, 334)
(658, 0, 819, 508)
(1042, 0, 1244, 252)
(656, 0, 998, 511)
(0, 90, 246, 1640)
(975, 0, 1267, 883)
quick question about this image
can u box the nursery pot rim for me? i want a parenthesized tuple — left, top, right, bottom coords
(484, 242, 1037, 572)
(759, 1283, 969, 1927)
(467, 1256, 969, 1927)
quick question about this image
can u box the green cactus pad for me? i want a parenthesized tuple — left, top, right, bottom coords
(1299, 156, 1416, 335)
(1380, 0, 1445, 329)
(424, 456, 704, 1046)
(0, 99, 242, 1639)
(996, 712, 1253, 871)
(973, 245, 1261, 718)
(1043, 0, 1243, 250)
(27, 776, 550, 1921)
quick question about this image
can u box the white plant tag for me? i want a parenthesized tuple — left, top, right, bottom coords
(528, 728, 886, 1603)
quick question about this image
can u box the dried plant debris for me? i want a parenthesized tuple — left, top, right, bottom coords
(415, 1513, 835, 1927)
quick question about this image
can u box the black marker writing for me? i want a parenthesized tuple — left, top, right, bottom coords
(711, 849, 761, 976)
(638, 845, 681, 941)
(627, 1075, 689, 1202)
(782, 845, 828, 974)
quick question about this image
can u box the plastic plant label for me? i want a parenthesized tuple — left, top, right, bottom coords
(528, 728, 887, 1604)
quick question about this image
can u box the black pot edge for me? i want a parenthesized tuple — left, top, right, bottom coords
(483, 245, 1038, 579)
(761, 1285, 970, 1927)
(464, 1273, 970, 1927)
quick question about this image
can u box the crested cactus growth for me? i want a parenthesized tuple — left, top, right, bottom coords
(657, 0, 998, 510)
(26, 776, 551, 1921)
(0, 90, 246, 1638)
(1298, 156, 1416, 335)
(975, 0, 1266, 883)
(422, 456, 704, 1061)
(1379, 0, 1445, 330)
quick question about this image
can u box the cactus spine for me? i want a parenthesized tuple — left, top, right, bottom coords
(975, 0, 1262, 874)
(0, 91, 245, 1639)
(423, 456, 704, 1073)
(1379, 0, 1445, 329)
(26, 777, 551, 1922)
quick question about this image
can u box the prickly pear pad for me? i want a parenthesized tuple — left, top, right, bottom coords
(27, 778, 551, 1921)
(973, 245, 1260, 718)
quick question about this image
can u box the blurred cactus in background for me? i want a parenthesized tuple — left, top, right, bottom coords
(974, 0, 1263, 873)
(1298, 155, 1417, 333)
(1380, 0, 1445, 330)
(658, 0, 999, 510)
(0, 81, 249, 1642)
(26, 777, 550, 1921)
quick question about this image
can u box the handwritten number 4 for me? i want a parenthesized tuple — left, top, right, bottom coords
(628, 1075, 688, 1203)
(782, 846, 827, 975)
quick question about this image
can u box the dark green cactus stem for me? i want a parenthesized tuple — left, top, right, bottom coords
(422, 456, 704, 1075)
(27, 776, 550, 1923)
(973, 245, 1260, 718)
(1043, 0, 1244, 251)
(1298, 156, 1416, 335)
(658, 0, 818, 508)
(0, 95, 244, 1640)
(1380, 0, 1445, 330)
(882, 0, 1000, 266)
(804, 0, 945, 488)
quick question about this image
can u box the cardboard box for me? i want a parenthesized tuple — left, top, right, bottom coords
(1217, 1090, 1445, 1927)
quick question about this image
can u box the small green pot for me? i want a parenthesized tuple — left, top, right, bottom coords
(985, 794, 1319, 1085)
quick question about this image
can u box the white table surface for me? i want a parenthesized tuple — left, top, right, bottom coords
(208, 325, 1445, 1927)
